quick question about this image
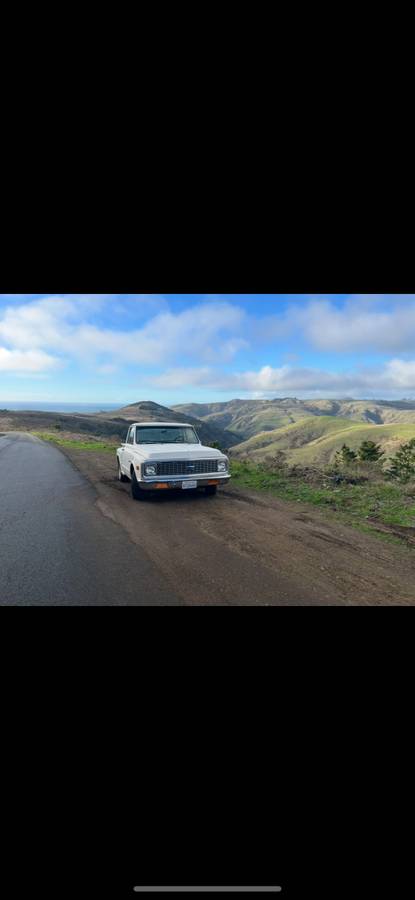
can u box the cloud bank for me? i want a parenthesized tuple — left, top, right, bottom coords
(1, 294, 415, 398)
(146, 359, 415, 396)
(0, 296, 246, 372)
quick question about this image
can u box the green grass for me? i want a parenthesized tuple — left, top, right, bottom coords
(34, 432, 116, 453)
(232, 416, 363, 455)
(174, 401, 318, 439)
(231, 416, 415, 467)
(292, 422, 415, 466)
(231, 460, 415, 534)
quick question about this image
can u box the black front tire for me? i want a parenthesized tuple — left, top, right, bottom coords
(205, 485, 218, 496)
(131, 469, 145, 501)
(118, 461, 129, 483)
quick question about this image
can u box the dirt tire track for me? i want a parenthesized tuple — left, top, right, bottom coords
(55, 446, 415, 605)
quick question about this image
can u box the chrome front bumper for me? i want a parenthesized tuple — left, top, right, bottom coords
(139, 475, 231, 491)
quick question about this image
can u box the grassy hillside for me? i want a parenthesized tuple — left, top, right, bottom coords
(311, 399, 415, 425)
(173, 398, 317, 439)
(292, 423, 415, 467)
(230, 417, 362, 458)
(98, 400, 185, 422)
(0, 401, 238, 449)
(230, 416, 415, 466)
(4, 396, 415, 457)
(0, 409, 125, 441)
(173, 398, 415, 440)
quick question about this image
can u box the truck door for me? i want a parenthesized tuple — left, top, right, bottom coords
(124, 426, 135, 472)
(119, 427, 130, 474)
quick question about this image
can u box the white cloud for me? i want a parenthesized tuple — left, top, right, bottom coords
(378, 359, 415, 389)
(0, 347, 59, 373)
(238, 294, 415, 355)
(0, 296, 246, 372)
(147, 359, 415, 398)
(148, 367, 214, 388)
(2, 294, 415, 396)
(258, 295, 415, 354)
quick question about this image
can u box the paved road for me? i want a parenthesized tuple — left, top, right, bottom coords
(0, 433, 178, 605)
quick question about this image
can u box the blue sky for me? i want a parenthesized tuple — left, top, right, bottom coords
(1, 293, 415, 405)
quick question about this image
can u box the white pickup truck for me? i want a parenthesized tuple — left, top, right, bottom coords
(117, 421, 230, 500)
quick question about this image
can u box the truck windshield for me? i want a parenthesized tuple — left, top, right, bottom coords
(136, 426, 199, 444)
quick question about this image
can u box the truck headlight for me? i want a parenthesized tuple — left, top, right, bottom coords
(217, 460, 228, 473)
(144, 464, 157, 476)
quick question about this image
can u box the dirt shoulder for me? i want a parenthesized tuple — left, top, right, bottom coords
(53, 443, 415, 605)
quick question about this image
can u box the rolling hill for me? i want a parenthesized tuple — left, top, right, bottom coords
(3, 396, 415, 463)
(229, 416, 415, 467)
(172, 398, 315, 439)
(96, 400, 240, 448)
(0, 408, 126, 441)
(172, 398, 415, 441)
(0, 401, 238, 449)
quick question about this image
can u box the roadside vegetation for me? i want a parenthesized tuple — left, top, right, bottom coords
(33, 432, 117, 453)
(231, 438, 415, 542)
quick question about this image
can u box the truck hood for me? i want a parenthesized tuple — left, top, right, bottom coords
(129, 443, 225, 461)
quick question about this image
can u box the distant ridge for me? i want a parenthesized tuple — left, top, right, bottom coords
(173, 398, 415, 441)
(98, 400, 240, 448)
(2, 397, 415, 459)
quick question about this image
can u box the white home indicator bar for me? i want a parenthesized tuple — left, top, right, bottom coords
(133, 889, 282, 894)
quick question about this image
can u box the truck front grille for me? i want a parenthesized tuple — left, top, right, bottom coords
(155, 459, 219, 477)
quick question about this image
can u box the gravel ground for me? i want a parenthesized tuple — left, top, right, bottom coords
(54, 443, 415, 605)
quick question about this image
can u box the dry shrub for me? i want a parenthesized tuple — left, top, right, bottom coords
(263, 451, 288, 473)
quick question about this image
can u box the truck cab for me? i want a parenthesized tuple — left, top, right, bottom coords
(117, 422, 230, 500)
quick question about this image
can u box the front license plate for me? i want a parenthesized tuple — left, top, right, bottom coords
(182, 480, 198, 490)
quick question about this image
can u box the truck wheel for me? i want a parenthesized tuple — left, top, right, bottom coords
(131, 469, 145, 501)
(205, 485, 217, 496)
(118, 461, 129, 483)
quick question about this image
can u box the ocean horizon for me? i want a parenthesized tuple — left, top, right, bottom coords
(0, 402, 124, 413)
